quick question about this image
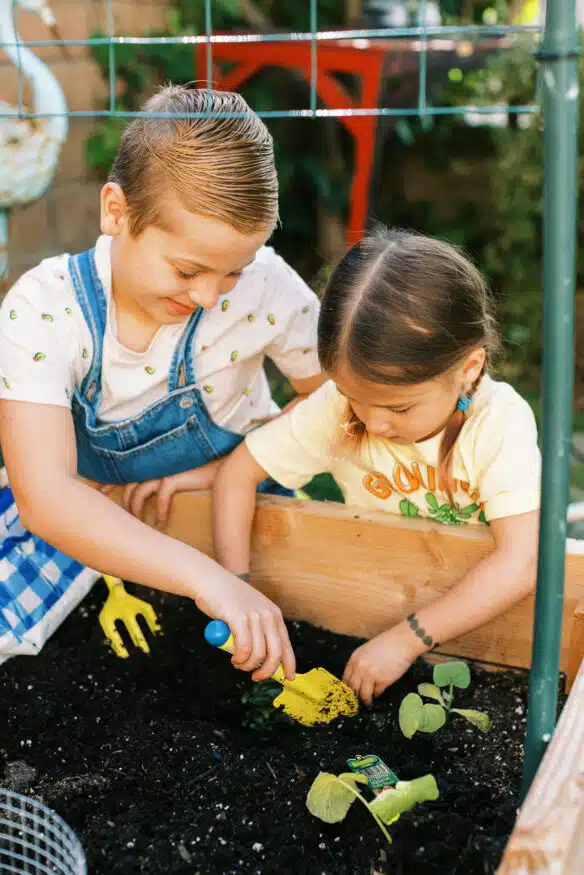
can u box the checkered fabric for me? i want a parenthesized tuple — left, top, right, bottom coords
(0, 479, 99, 663)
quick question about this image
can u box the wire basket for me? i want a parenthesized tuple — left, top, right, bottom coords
(0, 790, 86, 875)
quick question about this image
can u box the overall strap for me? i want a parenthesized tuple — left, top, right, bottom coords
(168, 307, 204, 390)
(68, 248, 107, 405)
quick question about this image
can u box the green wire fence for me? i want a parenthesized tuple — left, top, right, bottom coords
(1, 0, 580, 802)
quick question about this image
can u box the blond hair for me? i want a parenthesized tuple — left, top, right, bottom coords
(109, 84, 279, 236)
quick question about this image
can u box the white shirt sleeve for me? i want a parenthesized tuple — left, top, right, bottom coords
(470, 396, 541, 521)
(261, 251, 321, 380)
(0, 270, 79, 408)
(245, 379, 342, 489)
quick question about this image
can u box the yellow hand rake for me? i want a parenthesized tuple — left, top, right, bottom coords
(99, 575, 162, 658)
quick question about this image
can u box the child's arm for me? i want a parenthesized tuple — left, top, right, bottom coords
(99, 459, 222, 527)
(0, 399, 295, 680)
(212, 442, 269, 578)
(343, 510, 538, 705)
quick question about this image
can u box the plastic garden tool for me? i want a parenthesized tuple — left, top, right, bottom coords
(99, 575, 162, 658)
(205, 619, 359, 726)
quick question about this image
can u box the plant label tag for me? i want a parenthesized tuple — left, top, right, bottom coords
(346, 754, 398, 790)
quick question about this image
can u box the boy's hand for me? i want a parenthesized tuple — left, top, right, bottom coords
(343, 623, 426, 706)
(196, 569, 296, 682)
(99, 460, 221, 526)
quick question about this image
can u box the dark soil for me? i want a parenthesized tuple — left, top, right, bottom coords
(0, 585, 558, 875)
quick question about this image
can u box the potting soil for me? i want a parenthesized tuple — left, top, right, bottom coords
(0, 584, 558, 875)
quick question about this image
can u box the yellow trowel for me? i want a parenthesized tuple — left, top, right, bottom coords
(205, 619, 359, 727)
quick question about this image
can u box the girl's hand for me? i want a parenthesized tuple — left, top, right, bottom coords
(196, 569, 296, 682)
(343, 623, 426, 706)
(99, 460, 221, 526)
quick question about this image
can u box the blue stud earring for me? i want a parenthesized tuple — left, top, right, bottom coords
(457, 394, 472, 412)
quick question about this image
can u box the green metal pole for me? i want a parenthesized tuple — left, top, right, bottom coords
(521, 0, 580, 800)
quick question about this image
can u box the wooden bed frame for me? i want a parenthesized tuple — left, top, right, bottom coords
(139, 490, 584, 688)
(112, 488, 584, 874)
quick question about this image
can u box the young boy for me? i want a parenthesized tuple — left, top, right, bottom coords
(0, 85, 324, 677)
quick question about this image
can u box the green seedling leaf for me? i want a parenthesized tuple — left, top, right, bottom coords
(370, 775, 439, 825)
(418, 703, 447, 734)
(418, 683, 443, 702)
(399, 693, 424, 738)
(452, 708, 492, 733)
(433, 661, 471, 689)
(306, 772, 368, 824)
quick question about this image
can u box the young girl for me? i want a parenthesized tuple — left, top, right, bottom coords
(0, 84, 326, 679)
(212, 228, 541, 702)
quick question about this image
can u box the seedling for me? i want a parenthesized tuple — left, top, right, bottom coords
(306, 769, 438, 846)
(399, 661, 491, 739)
(240, 681, 293, 731)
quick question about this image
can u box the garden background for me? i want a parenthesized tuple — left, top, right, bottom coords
(5, 0, 584, 511)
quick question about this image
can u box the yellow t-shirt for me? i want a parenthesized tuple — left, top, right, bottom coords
(246, 376, 541, 525)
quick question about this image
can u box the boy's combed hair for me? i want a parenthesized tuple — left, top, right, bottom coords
(318, 227, 501, 500)
(109, 84, 279, 235)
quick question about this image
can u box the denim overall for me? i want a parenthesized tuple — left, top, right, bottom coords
(69, 247, 289, 493)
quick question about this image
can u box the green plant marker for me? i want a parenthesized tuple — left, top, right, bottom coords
(346, 755, 398, 790)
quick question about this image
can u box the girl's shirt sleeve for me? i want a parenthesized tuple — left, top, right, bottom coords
(0, 269, 81, 408)
(261, 251, 321, 380)
(245, 380, 342, 489)
(469, 393, 541, 522)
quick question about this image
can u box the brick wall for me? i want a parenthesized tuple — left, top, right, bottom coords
(2, 0, 169, 286)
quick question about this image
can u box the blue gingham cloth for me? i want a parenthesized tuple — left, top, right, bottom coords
(0, 478, 99, 664)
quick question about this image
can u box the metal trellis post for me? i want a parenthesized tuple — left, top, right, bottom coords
(521, 0, 580, 800)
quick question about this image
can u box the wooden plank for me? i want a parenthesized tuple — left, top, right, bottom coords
(497, 656, 584, 875)
(566, 599, 584, 691)
(110, 489, 584, 673)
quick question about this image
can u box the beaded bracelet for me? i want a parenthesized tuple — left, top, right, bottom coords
(407, 613, 440, 650)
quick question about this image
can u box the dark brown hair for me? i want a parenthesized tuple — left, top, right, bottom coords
(109, 84, 279, 236)
(318, 227, 500, 499)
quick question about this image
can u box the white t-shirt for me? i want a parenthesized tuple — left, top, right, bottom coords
(246, 376, 541, 524)
(0, 236, 321, 434)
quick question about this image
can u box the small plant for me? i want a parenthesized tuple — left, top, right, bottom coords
(399, 661, 491, 739)
(240, 681, 292, 731)
(306, 770, 439, 846)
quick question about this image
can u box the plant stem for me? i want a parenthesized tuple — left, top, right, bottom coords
(338, 779, 392, 846)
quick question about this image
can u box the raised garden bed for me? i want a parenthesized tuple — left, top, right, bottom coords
(0, 584, 554, 875)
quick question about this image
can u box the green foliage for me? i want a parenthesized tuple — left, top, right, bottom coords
(391, 34, 584, 386)
(399, 662, 491, 738)
(240, 680, 292, 731)
(433, 660, 471, 689)
(398, 692, 447, 738)
(306, 768, 439, 844)
(306, 772, 369, 825)
(369, 775, 440, 824)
